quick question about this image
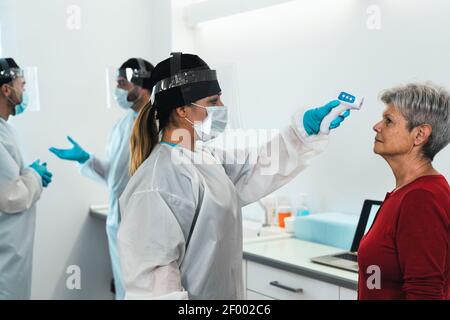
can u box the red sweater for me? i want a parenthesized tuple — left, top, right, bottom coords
(358, 175, 450, 300)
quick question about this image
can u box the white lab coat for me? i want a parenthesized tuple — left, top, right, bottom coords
(0, 118, 43, 299)
(118, 109, 329, 300)
(78, 110, 137, 299)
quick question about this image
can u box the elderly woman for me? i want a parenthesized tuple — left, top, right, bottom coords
(358, 83, 450, 300)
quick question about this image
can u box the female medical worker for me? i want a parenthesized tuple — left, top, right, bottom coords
(0, 58, 53, 299)
(118, 53, 351, 300)
(49, 58, 153, 299)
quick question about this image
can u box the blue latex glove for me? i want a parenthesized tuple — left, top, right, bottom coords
(303, 100, 351, 136)
(49, 136, 90, 164)
(29, 160, 53, 188)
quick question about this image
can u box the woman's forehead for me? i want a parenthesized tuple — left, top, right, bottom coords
(383, 103, 400, 116)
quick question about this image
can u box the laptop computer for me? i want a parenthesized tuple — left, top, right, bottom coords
(310, 199, 383, 273)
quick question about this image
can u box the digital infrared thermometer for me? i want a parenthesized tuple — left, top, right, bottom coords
(320, 91, 365, 134)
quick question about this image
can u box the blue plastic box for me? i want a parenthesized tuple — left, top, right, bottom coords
(294, 212, 359, 250)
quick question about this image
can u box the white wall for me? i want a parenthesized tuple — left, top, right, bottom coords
(174, 0, 450, 216)
(0, 0, 448, 299)
(0, 0, 171, 299)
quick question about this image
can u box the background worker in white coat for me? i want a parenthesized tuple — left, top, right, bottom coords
(0, 57, 53, 299)
(117, 53, 351, 299)
(49, 58, 153, 299)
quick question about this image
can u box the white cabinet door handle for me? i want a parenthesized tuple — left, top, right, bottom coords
(270, 281, 303, 293)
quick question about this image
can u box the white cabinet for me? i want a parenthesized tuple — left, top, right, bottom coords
(244, 260, 358, 300)
(246, 261, 340, 300)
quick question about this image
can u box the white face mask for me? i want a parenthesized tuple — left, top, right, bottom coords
(186, 103, 228, 142)
(114, 87, 134, 110)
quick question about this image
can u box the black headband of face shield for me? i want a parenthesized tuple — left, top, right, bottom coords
(117, 58, 151, 86)
(0, 59, 10, 71)
(152, 52, 221, 120)
(136, 58, 147, 74)
(154, 52, 218, 95)
(0, 58, 21, 85)
(170, 52, 182, 76)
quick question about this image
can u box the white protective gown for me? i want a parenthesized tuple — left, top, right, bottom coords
(79, 110, 137, 299)
(118, 109, 329, 300)
(0, 118, 43, 299)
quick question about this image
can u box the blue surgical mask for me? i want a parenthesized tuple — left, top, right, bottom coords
(7, 86, 29, 116)
(186, 103, 228, 142)
(15, 91, 29, 115)
(114, 87, 134, 110)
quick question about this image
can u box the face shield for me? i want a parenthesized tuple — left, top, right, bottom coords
(199, 64, 246, 149)
(154, 53, 227, 142)
(213, 64, 243, 130)
(105, 58, 151, 109)
(0, 59, 41, 113)
(154, 61, 243, 131)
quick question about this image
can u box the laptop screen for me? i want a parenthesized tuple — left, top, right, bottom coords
(350, 200, 383, 252)
(364, 203, 381, 235)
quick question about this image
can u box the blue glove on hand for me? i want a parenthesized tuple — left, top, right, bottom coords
(49, 136, 90, 164)
(303, 100, 351, 136)
(29, 160, 53, 188)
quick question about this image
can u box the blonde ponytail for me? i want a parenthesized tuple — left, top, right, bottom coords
(129, 102, 159, 175)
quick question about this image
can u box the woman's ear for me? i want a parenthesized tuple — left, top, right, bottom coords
(175, 106, 188, 118)
(414, 124, 433, 147)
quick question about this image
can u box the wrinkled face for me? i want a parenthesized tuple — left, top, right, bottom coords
(185, 93, 224, 123)
(373, 104, 418, 158)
